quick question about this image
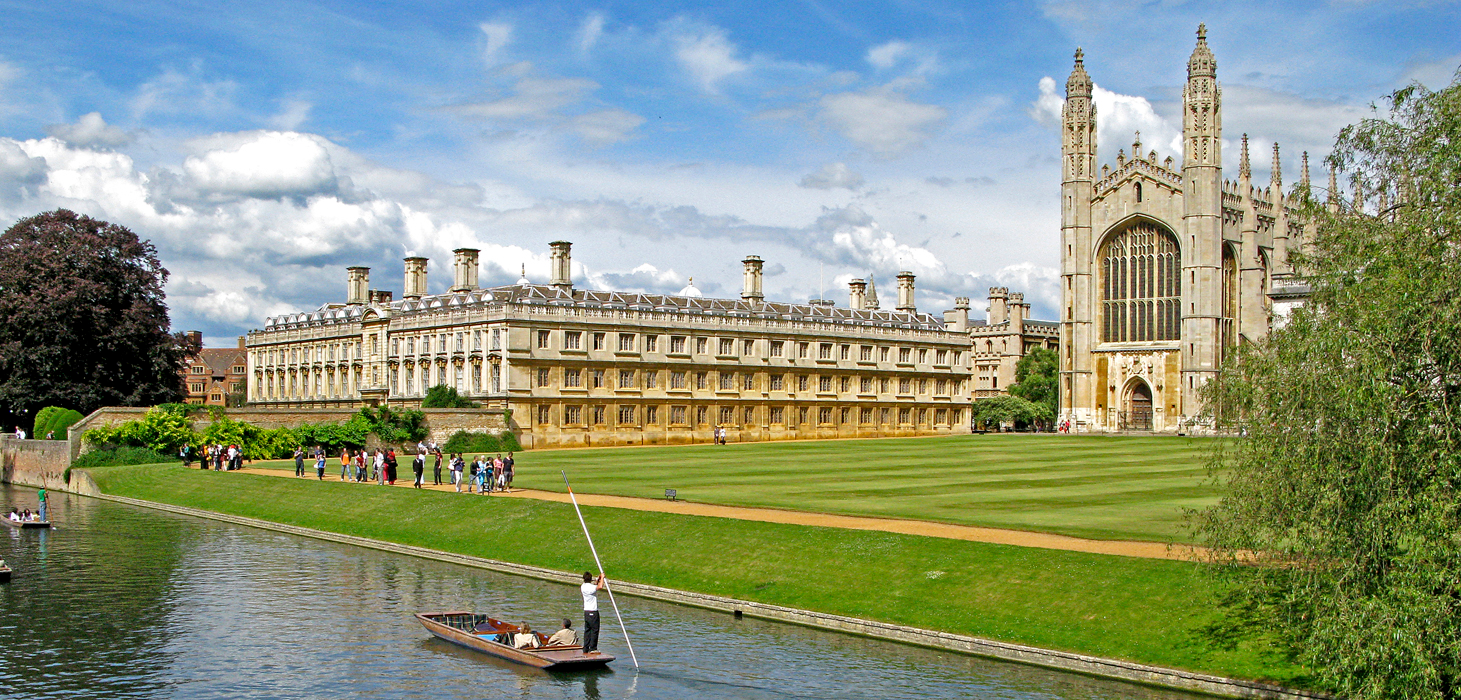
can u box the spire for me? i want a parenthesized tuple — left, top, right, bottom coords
(1187, 23, 1216, 79)
(1239, 134, 1251, 179)
(865, 273, 881, 310)
(1133, 130, 1142, 156)
(1270, 143, 1282, 191)
(1066, 47, 1092, 98)
(516, 263, 529, 286)
(1300, 151, 1310, 189)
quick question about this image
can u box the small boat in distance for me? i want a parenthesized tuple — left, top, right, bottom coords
(0, 564, 11, 583)
(415, 611, 614, 670)
(3, 517, 50, 529)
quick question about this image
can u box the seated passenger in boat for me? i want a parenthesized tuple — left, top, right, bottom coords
(7, 509, 19, 522)
(21, 509, 32, 521)
(513, 622, 540, 649)
(547, 619, 577, 647)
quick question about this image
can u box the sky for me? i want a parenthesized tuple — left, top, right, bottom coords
(0, 0, 1457, 346)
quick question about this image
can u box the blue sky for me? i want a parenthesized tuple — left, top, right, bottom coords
(1, 0, 1457, 345)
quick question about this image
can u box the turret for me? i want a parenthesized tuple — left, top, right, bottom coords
(1180, 23, 1225, 418)
(741, 256, 764, 301)
(403, 257, 428, 299)
(895, 271, 916, 312)
(1008, 292, 1026, 330)
(865, 274, 880, 310)
(988, 286, 1009, 325)
(1059, 47, 1098, 428)
(942, 297, 970, 332)
(347, 267, 370, 305)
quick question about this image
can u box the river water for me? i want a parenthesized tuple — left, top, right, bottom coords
(0, 486, 1205, 699)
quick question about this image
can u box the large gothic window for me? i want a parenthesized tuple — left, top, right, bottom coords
(1100, 222, 1181, 342)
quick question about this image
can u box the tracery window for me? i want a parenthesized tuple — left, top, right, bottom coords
(1100, 222, 1181, 342)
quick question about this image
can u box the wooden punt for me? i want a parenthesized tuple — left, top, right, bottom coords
(2, 518, 50, 529)
(0, 565, 11, 583)
(415, 611, 614, 670)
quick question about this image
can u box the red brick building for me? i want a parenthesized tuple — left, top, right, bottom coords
(182, 332, 249, 406)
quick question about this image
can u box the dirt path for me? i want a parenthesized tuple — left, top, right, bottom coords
(236, 467, 1203, 561)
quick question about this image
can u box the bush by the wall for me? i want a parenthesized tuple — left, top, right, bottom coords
(441, 430, 522, 455)
(72, 446, 175, 468)
(33, 406, 85, 440)
(421, 385, 477, 408)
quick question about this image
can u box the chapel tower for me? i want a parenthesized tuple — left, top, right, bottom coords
(1059, 48, 1097, 426)
(1179, 23, 1224, 416)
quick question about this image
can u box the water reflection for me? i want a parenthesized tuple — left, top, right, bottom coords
(0, 486, 1205, 699)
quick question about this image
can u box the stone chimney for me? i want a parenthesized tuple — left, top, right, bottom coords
(942, 297, 970, 332)
(895, 271, 916, 312)
(369, 289, 394, 305)
(450, 249, 480, 292)
(346, 266, 370, 305)
(741, 255, 764, 301)
(550, 241, 573, 290)
(403, 257, 428, 299)
(848, 279, 867, 310)
(1009, 292, 1026, 330)
(185, 330, 202, 349)
(987, 287, 1009, 325)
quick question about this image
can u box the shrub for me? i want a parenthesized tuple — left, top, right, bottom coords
(85, 404, 194, 453)
(421, 385, 477, 408)
(441, 430, 522, 454)
(72, 446, 175, 468)
(33, 406, 85, 440)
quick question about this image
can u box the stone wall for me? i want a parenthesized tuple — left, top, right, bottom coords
(1, 435, 74, 492)
(521, 424, 962, 449)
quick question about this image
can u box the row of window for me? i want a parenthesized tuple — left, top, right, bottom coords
(534, 330, 961, 366)
(534, 367, 962, 396)
(534, 403, 964, 428)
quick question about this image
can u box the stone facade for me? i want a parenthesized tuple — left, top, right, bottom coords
(967, 288, 1060, 400)
(1059, 25, 1314, 433)
(244, 244, 976, 447)
(180, 332, 249, 405)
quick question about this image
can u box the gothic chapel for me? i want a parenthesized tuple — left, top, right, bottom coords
(1058, 25, 1314, 432)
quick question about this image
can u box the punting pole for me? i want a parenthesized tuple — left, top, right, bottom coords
(562, 471, 640, 668)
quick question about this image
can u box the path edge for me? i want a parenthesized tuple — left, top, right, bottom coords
(90, 492, 1328, 700)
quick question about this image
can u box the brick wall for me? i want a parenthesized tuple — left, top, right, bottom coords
(1, 435, 72, 491)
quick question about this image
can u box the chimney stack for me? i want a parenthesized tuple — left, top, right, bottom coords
(1009, 292, 1027, 329)
(988, 287, 1009, 325)
(403, 257, 428, 299)
(347, 266, 370, 305)
(848, 279, 867, 310)
(741, 255, 764, 301)
(942, 297, 970, 332)
(895, 271, 916, 312)
(369, 289, 394, 305)
(550, 241, 573, 290)
(451, 248, 480, 292)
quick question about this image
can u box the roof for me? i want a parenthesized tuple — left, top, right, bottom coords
(189, 348, 247, 375)
(260, 283, 950, 333)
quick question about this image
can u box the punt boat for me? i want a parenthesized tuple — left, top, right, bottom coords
(2, 518, 50, 529)
(0, 564, 11, 583)
(415, 611, 614, 670)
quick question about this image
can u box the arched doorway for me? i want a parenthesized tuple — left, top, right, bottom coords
(1122, 379, 1153, 431)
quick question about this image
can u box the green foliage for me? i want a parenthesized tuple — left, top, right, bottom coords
(1199, 77, 1461, 699)
(85, 404, 194, 453)
(72, 445, 174, 468)
(1009, 347, 1058, 429)
(421, 384, 477, 408)
(356, 405, 427, 443)
(971, 395, 1052, 430)
(33, 406, 85, 440)
(440, 430, 521, 455)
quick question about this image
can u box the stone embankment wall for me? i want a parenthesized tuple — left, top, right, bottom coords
(523, 424, 959, 449)
(67, 406, 512, 456)
(1, 435, 99, 496)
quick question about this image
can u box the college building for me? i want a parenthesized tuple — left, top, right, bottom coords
(1058, 25, 1314, 432)
(244, 242, 988, 447)
(181, 332, 249, 406)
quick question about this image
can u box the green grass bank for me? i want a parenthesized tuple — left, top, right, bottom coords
(87, 462, 1301, 687)
(259, 434, 1219, 542)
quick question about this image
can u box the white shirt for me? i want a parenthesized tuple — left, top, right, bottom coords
(581, 582, 599, 612)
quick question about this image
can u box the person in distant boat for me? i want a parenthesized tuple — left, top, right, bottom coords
(7, 509, 19, 522)
(546, 619, 577, 647)
(21, 509, 32, 521)
(513, 622, 540, 649)
(581, 571, 605, 654)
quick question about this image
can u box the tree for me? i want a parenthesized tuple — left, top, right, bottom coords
(0, 210, 194, 431)
(1198, 75, 1461, 699)
(421, 384, 476, 408)
(971, 395, 1050, 431)
(1009, 346, 1058, 430)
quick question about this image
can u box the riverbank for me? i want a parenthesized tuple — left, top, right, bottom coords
(84, 463, 1315, 696)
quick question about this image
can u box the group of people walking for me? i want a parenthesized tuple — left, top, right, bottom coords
(188, 444, 244, 470)
(289, 445, 515, 494)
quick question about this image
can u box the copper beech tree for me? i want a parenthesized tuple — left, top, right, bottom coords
(0, 209, 197, 431)
(1200, 75, 1461, 699)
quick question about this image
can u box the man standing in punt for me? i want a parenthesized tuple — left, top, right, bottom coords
(581, 571, 605, 654)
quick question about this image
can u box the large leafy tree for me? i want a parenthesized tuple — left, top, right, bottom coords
(1009, 346, 1058, 428)
(0, 210, 195, 430)
(1199, 76, 1461, 699)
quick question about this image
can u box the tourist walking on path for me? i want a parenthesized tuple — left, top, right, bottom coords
(340, 450, 352, 481)
(412, 451, 425, 488)
(315, 451, 326, 480)
(385, 449, 398, 485)
(294, 447, 305, 477)
(580, 571, 605, 654)
(502, 452, 514, 493)
(451, 454, 463, 492)
(432, 451, 442, 486)
(355, 451, 367, 482)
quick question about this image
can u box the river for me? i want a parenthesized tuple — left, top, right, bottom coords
(0, 486, 1206, 699)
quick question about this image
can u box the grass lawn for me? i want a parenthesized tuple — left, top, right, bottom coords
(84, 462, 1301, 688)
(255, 434, 1220, 542)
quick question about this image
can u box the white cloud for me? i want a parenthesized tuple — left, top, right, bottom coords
(182, 131, 338, 199)
(44, 112, 133, 149)
(267, 99, 312, 130)
(798, 162, 864, 190)
(455, 73, 598, 120)
(673, 27, 748, 93)
(479, 22, 514, 66)
(577, 12, 605, 54)
(569, 109, 645, 145)
(819, 88, 947, 156)
(587, 262, 688, 295)
(1029, 76, 1181, 161)
(130, 65, 236, 121)
(866, 40, 911, 69)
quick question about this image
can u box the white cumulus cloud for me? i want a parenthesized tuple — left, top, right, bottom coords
(673, 27, 748, 93)
(45, 112, 134, 149)
(866, 40, 911, 69)
(182, 131, 339, 199)
(819, 88, 947, 156)
(798, 162, 864, 191)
